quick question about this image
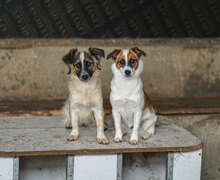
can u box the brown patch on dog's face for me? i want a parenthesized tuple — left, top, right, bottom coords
(107, 47, 146, 77)
(128, 49, 139, 70)
(114, 51, 125, 70)
(69, 64, 76, 75)
(92, 59, 98, 72)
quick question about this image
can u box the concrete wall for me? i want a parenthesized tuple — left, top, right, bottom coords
(0, 39, 219, 100)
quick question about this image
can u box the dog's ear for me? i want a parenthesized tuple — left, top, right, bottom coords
(63, 48, 78, 64)
(62, 48, 77, 74)
(107, 49, 121, 60)
(88, 47, 105, 60)
(131, 47, 146, 58)
(88, 47, 105, 70)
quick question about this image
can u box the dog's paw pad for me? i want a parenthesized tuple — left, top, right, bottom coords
(67, 135, 78, 141)
(129, 139, 138, 145)
(114, 137, 122, 143)
(98, 137, 109, 144)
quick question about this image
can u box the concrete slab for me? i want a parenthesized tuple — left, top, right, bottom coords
(0, 115, 201, 156)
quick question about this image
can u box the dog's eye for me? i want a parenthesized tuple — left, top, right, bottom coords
(86, 61, 93, 67)
(118, 59, 125, 66)
(130, 58, 136, 65)
(75, 62, 81, 69)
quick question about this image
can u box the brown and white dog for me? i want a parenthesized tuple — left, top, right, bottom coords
(62, 48, 108, 144)
(107, 47, 157, 145)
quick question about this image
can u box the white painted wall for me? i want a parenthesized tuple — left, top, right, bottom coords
(18, 153, 166, 180)
(0, 157, 14, 180)
(173, 149, 202, 180)
(17, 151, 201, 180)
(19, 156, 66, 180)
(74, 154, 118, 180)
(123, 153, 166, 180)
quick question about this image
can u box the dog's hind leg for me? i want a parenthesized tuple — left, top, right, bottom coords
(141, 108, 157, 140)
(62, 100, 72, 129)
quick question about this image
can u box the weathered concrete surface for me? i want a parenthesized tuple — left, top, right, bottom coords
(0, 116, 202, 156)
(0, 39, 219, 100)
(168, 114, 220, 180)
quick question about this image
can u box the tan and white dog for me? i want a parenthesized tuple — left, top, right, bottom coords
(107, 47, 157, 145)
(62, 48, 108, 144)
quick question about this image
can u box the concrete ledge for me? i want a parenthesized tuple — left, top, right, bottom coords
(0, 38, 219, 48)
(0, 38, 219, 100)
(1, 97, 220, 117)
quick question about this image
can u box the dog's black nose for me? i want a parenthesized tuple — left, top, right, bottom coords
(125, 70, 131, 76)
(82, 74, 89, 80)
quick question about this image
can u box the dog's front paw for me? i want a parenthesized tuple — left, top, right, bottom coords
(141, 132, 153, 140)
(129, 139, 138, 145)
(65, 120, 72, 129)
(114, 137, 122, 143)
(98, 137, 109, 144)
(67, 134, 79, 141)
(129, 133, 138, 145)
(65, 126, 72, 129)
(97, 134, 109, 144)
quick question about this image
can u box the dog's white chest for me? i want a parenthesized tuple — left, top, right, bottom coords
(112, 99, 138, 112)
(110, 76, 144, 112)
(112, 99, 139, 127)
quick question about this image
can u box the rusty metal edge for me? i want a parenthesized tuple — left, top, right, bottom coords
(117, 154, 123, 180)
(66, 155, 74, 180)
(166, 153, 174, 180)
(13, 157, 19, 180)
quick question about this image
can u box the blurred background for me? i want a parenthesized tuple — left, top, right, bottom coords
(0, 0, 219, 38)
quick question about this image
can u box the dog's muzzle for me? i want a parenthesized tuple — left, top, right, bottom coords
(80, 73, 90, 82)
(124, 69, 131, 77)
